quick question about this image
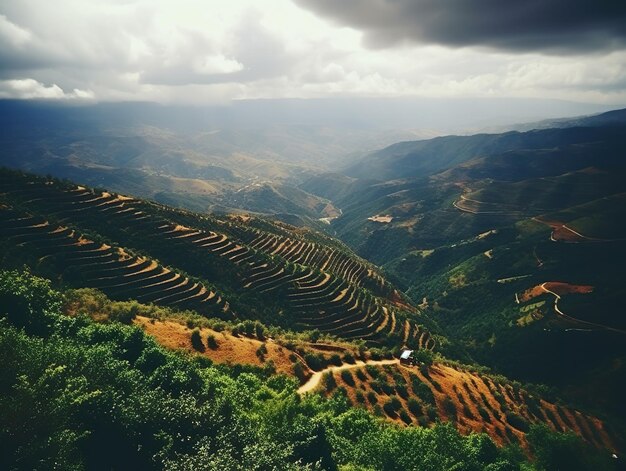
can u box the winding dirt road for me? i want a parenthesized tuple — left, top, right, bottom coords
(298, 359, 399, 395)
(541, 283, 626, 335)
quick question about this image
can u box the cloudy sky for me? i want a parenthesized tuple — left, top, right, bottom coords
(1, 0, 625, 105)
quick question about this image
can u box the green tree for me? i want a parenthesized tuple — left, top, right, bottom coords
(190, 328, 204, 351)
(0, 270, 61, 335)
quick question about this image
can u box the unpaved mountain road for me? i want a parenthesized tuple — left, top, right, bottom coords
(298, 359, 399, 394)
(541, 283, 626, 335)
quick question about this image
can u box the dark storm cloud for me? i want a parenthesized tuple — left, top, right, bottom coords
(295, 0, 626, 53)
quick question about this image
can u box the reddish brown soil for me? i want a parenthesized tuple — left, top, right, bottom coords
(519, 285, 548, 303)
(389, 289, 418, 312)
(318, 362, 616, 452)
(135, 316, 615, 454)
(543, 282, 594, 296)
(519, 282, 593, 302)
(535, 218, 587, 242)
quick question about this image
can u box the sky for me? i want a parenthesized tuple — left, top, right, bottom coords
(1, 0, 625, 106)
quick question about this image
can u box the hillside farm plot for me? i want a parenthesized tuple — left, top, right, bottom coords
(311, 361, 616, 452)
(0, 169, 433, 345)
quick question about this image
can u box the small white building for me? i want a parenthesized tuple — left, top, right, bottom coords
(400, 349, 414, 365)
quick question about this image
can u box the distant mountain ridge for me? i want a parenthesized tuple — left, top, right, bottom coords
(298, 108, 626, 428)
(343, 110, 626, 181)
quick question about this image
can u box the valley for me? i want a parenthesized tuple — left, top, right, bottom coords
(2, 105, 626, 469)
(3, 0, 626, 467)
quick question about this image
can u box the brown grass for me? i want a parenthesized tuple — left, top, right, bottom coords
(135, 316, 302, 377)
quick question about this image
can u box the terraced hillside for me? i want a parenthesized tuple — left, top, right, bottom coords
(0, 169, 435, 348)
(0, 205, 229, 317)
(58, 283, 619, 459)
(311, 360, 616, 452)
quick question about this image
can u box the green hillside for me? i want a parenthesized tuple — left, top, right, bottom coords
(302, 113, 626, 429)
(0, 168, 438, 354)
(3, 269, 618, 470)
(344, 125, 626, 181)
(2, 108, 626, 468)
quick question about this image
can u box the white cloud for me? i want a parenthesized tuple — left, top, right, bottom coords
(0, 78, 64, 99)
(193, 55, 244, 75)
(71, 87, 96, 99)
(0, 78, 94, 100)
(0, 0, 624, 105)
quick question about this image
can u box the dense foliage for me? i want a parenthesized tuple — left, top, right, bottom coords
(0, 270, 617, 470)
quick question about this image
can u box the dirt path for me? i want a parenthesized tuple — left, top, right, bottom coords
(533, 217, 625, 243)
(453, 195, 533, 216)
(540, 283, 626, 335)
(297, 359, 399, 395)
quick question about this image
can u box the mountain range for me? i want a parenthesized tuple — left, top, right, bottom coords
(1, 103, 625, 468)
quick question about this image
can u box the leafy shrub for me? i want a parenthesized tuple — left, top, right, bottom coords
(380, 382, 395, 396)
(389, 396, 402, 411)
(309, 329, 321, 343)
(109, 302, 139, 324)
(367, 391, 378, 405)
(426, 404, 438, 421)
(0, 270, 61, 335)
(254, 322, 266, 340)
(293, 362, 307, 384)
(241, 320, 256, 337)
(355, 369, 367, 382)
(462, 404, 474, 419)
(413, 348, 434, 366)
(383, 396, 401, 417)
(340, 370, 355, 387)
(407, 398, 422, 417)
(206, 334, 218, 349)
(365, 364, 380, 379)
(430, 378, 443, 393)
(190, 328, 204, 351)
(527, 424, 615, 471)
(391, 371, 406, 385)
(256, 343, 268, 361)
(443, 397, 457, 420)
(411, 376, 435, 405)
(505, 412, 529, 432)
(322, 372, 337, 392)
(211, 321, 226, 332)
(342, 352, 355, 364)
(399, 409, 412, 424)
(304, 353, 325, 371)
(329, 353, 342, 366)
(396, 384, 408, 399)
